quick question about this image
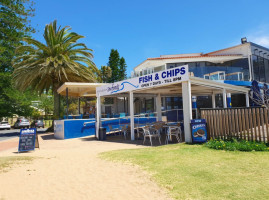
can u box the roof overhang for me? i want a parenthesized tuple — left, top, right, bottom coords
(57, 82, 107, 97)
(134, 55, 244, 71)
(100, 76, 249, 97)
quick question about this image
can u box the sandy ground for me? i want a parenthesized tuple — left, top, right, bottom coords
(0, 133, 171, 200)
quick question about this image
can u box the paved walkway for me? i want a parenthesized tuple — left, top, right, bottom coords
(0, 133, 171, 200)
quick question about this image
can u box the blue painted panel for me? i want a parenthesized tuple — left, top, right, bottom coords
(224, 80, 264, 87)
(64, 119, 96, 139)
(101, 117, 157, 133)
(63, 117, 157, 139)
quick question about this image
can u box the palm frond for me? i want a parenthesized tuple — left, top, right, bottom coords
(12, 20, 98, 94)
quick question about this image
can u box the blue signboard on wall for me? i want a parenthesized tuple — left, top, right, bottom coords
(190, 119, 207, 143)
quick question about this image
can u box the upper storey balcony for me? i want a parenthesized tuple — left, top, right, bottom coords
(132, 59, 250, 82)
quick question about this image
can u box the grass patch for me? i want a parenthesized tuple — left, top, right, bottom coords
(0, 156, 34, 173)
(101, 144, 269, 200)
(206, 138, 269, 151)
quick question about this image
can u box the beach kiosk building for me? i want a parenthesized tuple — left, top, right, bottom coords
(95, 65, 249, 143)
(56, 39, 269, 141)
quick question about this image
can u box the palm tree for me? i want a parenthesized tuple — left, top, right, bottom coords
(12, 20, 98, 118)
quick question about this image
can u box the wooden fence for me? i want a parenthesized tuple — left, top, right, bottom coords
(200, 107, 269, 143)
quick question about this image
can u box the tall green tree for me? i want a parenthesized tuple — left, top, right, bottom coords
(119, 57, 127, 81)
(39, 93, 53, 119)
(0, 72, 34, 119)
(98, 65, 112, 83)
(0, 0, 35, 72)
(107, 49, 120, 82)
(12, 20, 98, 119)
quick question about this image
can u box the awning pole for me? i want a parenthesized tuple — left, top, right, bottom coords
(223, 89, 227, 108)
(78, 97, 81, 114)
(156, 93, 162, 121)
(182, 81, 192, 143)
(96, 95, 101, 139)
(212, 93, 216, 108)
(66, 87, 69, 116)
(246, 92, 250, 107)
(129, 91, 135, 140)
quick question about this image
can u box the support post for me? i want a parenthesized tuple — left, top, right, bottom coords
(156, 93, 162, 121)
(96, 95, 101, 139)
(129, 91, 135, 140)
(223, 89, 227, 108)
(192, 96, 197, 119)
(212, 93, 216, 108)
(246, 92, 250, 107)
(78, 97, 81, 114)
(66, 87, 69, 116)
(182, 81, 192, 143)
(227, 93, 232, 108)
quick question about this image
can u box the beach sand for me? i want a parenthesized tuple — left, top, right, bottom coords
(0, 133, 171, 200)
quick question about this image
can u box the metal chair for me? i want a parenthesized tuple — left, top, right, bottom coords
(142, 125, 161, 146)
(165, 126, 181, 144)
(108, 124, 120, 135)
(121, 124, 130, 140)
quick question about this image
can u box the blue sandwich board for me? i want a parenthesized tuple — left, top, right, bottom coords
(18, 128, 38, 152)
(190, 119, 207, 143)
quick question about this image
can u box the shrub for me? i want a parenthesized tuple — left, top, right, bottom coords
(205, 138, 269, 152)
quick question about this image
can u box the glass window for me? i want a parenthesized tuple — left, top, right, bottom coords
(252, 55, 259, 81)
(265, 58, 269, 83)
(258, 56, 265, 82)
(165, 97, 182, 110)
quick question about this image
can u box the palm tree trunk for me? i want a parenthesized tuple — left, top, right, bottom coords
(53, 86, 60, 119)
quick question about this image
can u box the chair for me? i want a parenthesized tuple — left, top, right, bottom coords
(165, 126, 181, 144)
(108, 124, 120, 135)
(68, 115, 73, 119)
(75, 114, 83, 119)
(142, 125, 161, 146)
(121, 124, 130, 140)
(89, 114, 95, 118)
(114, 114, 120, 118)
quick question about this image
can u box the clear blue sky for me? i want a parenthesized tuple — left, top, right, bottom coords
(31, 0, 269, 76)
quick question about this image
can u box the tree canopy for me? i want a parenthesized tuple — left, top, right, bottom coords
(98, 65, 112, 83)
(0, 0, 36, 119)
(0, 0, 35, 72)
(107, 49, 127, 82)
(0, 72, 35, 119)
(12, 20, 98, 118)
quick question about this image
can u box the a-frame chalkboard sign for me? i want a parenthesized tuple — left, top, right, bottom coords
(18, 128, 39, 152)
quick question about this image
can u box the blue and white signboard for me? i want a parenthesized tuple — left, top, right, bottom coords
(18, 128, 37, 152)
(190, 119, 207, 143)
(96, 65, 189, 96)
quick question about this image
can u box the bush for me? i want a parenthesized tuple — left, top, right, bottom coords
(205, 138, 269, 152)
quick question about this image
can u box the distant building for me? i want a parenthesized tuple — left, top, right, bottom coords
(130, 38, 269, 109)
(132, 38, 269, 85)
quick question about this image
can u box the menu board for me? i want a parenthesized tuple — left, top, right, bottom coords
(18, 128, 37, 152)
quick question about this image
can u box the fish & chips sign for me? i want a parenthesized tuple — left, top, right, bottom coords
(96, 65, 189, 96)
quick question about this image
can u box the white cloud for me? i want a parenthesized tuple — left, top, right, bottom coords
(249, 36, 269, 47)
(246, 24, 269, 48)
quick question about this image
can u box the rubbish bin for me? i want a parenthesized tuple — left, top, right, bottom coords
(190, 119, 207, 143)
(99, 127, 106, 141)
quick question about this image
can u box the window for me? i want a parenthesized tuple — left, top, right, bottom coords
(165, 97, 182, 110)
(252, 55, 259, 81)
(265, 59, 269, 83)
(258, 56, 265, 82)
(252, 55, 269, 82)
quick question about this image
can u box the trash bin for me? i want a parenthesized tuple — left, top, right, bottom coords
(190, 119, 207, 143)
(99, 127, 106, 141)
